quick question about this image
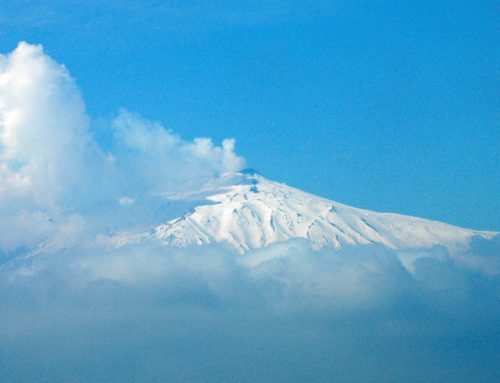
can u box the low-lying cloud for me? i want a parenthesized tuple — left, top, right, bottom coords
(0, 42, 499, 382)
(1, 240, 499, 382)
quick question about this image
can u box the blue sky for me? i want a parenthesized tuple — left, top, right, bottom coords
(0, 0, 498, 230)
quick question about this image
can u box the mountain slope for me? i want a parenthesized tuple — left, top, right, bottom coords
(154, 170, 496, 253)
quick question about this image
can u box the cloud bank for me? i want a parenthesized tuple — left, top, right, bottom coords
(1, 239, 499, 383)
(0, 43, 499, 382)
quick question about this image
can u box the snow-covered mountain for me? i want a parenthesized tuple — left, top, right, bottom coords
(154, 169, 496, 253)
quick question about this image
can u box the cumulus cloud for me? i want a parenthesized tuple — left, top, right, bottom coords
(0, 42, 95, 203)
(0, 42, 244, 254)
(0, 42, 498, 382)
(0, 42, 99, 252)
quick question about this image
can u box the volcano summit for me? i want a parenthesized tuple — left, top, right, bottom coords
(153, 170, 496, 253)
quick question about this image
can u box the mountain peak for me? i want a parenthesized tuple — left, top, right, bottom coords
(154, 172, 495, 253)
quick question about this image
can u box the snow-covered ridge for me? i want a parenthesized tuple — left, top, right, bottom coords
(154, 170, 496, 253)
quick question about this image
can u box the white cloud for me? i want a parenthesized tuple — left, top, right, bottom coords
(111, 109, 245, 195)
(0, 239, 498, 382)
(0, 42, 99, 251)
(118, 196, 135, 206)
(0, 42, 245, 253)
(0, 41, 95, 205)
